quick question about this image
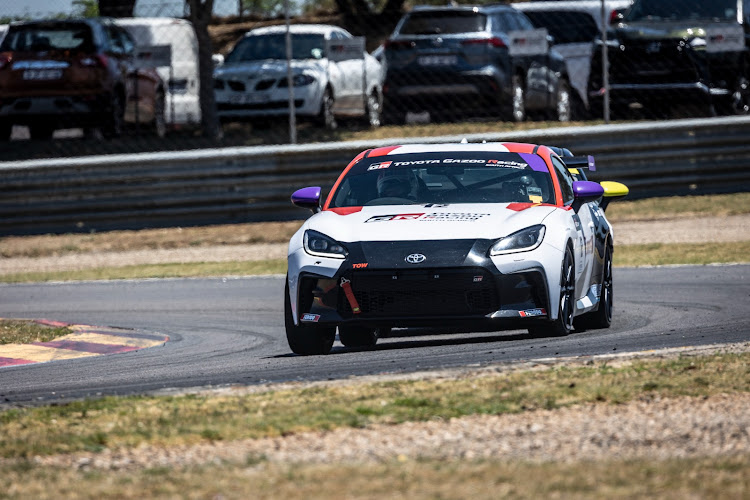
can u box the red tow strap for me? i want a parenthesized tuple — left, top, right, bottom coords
(340, 277, 361, 314)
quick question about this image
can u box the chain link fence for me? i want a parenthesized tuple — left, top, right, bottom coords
(1, 0, 749, 161)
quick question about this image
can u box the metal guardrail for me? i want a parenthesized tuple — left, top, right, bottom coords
(2, 116, 750, 235)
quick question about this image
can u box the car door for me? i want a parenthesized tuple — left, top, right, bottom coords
(552, 156, 595, 301)
(104, 24, 136, 115)
(328, 30, 365, 114)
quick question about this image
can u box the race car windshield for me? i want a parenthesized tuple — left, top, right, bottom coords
(625, 0, 737, 22)
(330, 152, 555, 207)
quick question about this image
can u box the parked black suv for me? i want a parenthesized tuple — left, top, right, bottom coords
(590, 0, 750, 118)
(382, 4, 572, 124)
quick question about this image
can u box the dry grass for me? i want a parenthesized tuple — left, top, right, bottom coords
(0, 319, 72, 345)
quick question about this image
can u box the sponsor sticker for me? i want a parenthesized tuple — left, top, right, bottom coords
(519, 308, 547, 318)
(473, 276, 483, 282)
(301, 313, 321, 322)
(365, 213, 490, 223)
(352, 263, 368, 269)
(367, 161, 392, 171)
(486, 159, 528, 169)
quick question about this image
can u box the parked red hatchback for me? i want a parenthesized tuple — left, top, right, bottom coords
(0, 18, 166, 140)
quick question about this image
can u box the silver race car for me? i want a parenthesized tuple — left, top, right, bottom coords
(285, 142, 629, 354)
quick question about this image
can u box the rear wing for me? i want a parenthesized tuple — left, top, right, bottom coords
(564, 155, 596, 172)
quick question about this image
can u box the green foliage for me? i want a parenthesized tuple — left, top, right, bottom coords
(72, 0, 99, 18)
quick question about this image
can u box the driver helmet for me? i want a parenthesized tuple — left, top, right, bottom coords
(376, 168, 416, 199)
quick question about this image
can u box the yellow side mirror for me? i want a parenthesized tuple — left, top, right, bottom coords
(600, 181, 629, 198)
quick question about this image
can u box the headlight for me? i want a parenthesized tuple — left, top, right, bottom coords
(490, 225, 545, 256)
(279, 74, 316, 87)
(304, 230, 348, 259)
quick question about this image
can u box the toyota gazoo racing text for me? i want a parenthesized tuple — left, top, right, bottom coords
(285, 142, 629, 355)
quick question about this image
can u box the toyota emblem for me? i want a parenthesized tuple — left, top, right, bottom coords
(405, 253, 426, 264)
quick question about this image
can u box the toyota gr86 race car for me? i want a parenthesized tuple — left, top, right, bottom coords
(285, 142, 629, 355)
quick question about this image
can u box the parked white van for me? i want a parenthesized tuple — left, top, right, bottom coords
(115, 17, 201, 128)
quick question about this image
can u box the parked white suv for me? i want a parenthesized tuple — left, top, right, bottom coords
(214, 24, 383, 130)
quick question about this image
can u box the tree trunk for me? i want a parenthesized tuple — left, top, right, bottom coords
(98, 0, 136, 17)
(186, 0, 223, 141)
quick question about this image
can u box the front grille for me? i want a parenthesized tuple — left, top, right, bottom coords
(339, 268, 498, 318)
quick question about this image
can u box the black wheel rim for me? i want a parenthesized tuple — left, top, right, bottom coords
(560, 252, 574, 330)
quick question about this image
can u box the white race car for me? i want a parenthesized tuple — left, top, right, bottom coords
(285, 142, 629, 355)
(214, 24, 383, 130)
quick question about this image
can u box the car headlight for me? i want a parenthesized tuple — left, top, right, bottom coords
(490, 225, 545, 256)
(279, 74, 316, 87)
(304, 230, 348, 259)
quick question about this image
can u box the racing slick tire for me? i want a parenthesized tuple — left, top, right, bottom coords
(338, 325, 379, 348)
(529, 245, 575, 337)
(576, 244, 613, 330)
(284, 279, 336, 355)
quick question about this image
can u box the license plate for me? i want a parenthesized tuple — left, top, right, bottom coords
(229, 93, 268, 104)
(418, 55, 457, 66)
(23, 69, 63, 80)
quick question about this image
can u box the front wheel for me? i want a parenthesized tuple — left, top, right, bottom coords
(529, 245, 575, 337)
(284, 279, 335, 355)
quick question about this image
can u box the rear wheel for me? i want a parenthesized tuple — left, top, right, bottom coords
(529, 245, 575, 337)
(318, 88, 337, 130)
(284, 279, 335, 355)
(338, 325, 379, 348)
(153, 92, 167, 138)
(555, 80, 572, 122)
(577, 245, 613, 329)
(103, 91, 124, 138)
(365, 91, 382, 128)
(506, 75, 526, 122)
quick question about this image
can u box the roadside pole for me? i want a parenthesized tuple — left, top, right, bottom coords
(284, 0, 297, 144)
(601, 0, 611, 123)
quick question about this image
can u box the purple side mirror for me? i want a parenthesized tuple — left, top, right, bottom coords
(572, 180, 604, 201)
(291, 186, 322, 212)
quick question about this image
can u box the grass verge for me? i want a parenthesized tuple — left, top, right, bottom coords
(0, 319, 71, 345)
(3, 455, 748, 500)
(1, 352, 748, 459)
(615, 241, 750, 267)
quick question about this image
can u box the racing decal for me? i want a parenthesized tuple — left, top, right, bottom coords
(301, 313, 321, 322)
(518, 153, 549, 172)
(485, 159, 528, 169)
(473, 276, 483, 282)
(340, 277, 361, 314)
(352, 263, 368, 269)
(367, 161, 392, 171)
(365, 213, 490, 223)
(423, 203, 449, 208)
(519, 308, 547, 317)
(506, 202, 554, 212)
(328, 206, 363, 215)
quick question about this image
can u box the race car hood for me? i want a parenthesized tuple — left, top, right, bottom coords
(310, 203, 558, 243)
(214, 59, 326, 79)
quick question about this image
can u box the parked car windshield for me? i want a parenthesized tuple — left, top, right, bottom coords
(225, 33, 326, 62)
(399, 11, 487, 35)
(0, 23, 94, 52)
(523, 11, 599, 43)
(330, 152, 555, 207)
(625, 0, 737, 22)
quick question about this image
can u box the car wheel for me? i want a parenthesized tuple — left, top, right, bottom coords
(318, 88, 337, 130)
(153, 92, 167, 138)
(555, 80, 572, 122)
(284, 278, 335, 355)
(103, 91, 124, 138)
(338, 325, 379, 348)
(529, 245, 575, 337)
(718, 77, 749, 116)
(506, 75, 526, 122)
(577, 245, 613, 330)
(365, 91, 382, 128)
(29, 124, 54, 141)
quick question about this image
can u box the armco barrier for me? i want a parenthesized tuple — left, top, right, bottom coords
(1, 116, 750, 235)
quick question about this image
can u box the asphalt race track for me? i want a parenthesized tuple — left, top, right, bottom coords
(1, 265, 748, 406)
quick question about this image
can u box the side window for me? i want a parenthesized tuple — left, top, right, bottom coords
(498, 12, 519, 32)
(551, 157, 575, 205)
(514, 13, 535, 31)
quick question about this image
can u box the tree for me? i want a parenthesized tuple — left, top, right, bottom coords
(98, 0, 136, 17)
(72, 0, 99, 17)
(185, 0, 223, 140)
